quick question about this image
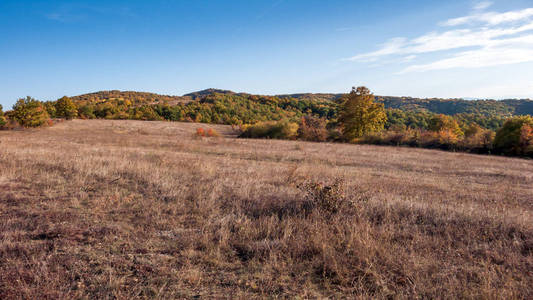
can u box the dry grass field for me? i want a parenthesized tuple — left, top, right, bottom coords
(1, 119, 532, 299)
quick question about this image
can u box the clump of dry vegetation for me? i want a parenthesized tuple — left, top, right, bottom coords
(1, 119, 532, 298)
(196, 127, 220, 137)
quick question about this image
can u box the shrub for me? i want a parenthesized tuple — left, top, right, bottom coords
(494, 116, 533, 156)
(207, 128, 220, 137)
(196, 128, 206, 137)
(298, 178, 346, 214)
(460, 128, 495, 153)
(239, 120, 299, 140)
(298, 115, 328, 142)
(11, 96, 50, 128)
(362, 128, 418, 146)
(361, 127, 495, 153)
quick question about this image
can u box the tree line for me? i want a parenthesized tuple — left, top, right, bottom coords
(1, 88, 532, 157)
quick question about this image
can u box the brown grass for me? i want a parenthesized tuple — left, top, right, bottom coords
(1, 119, 532, 299)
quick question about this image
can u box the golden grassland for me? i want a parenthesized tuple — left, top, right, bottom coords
(1, 119, 532, 298)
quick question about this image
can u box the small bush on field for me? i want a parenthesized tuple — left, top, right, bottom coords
(239, 119, 299, 140)
(298, 178, 347, 214)
(207, 128, 220, 137)
(196, 127, 206, 136)
(196, 127, 220, 137)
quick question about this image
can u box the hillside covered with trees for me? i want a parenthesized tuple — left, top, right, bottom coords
(1, 88, 532, 157)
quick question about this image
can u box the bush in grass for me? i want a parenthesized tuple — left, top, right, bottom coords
(207, 128, 220, 137)
(298, 178, 346, 214)
(239, 119, 299, 140)
(196, 127, 206, 137)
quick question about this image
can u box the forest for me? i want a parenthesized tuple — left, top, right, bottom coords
(1, 88, 532, 157)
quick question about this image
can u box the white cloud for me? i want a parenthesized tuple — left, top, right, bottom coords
(473, 1, 493, 11)
(347, 5, 533, 73)
(442, 7, 533, 26)
(346, 37, 407, 62)
(401, 55, 417, 62)
(400, 42, 533, 73)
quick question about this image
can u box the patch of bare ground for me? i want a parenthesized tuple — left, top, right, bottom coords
(1, 119, 532, 298)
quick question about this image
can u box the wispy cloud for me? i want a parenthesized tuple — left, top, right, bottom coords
(346, 5, 533, 73)
(441, 7, 533, 26)
(44, 4, 135, 23)
(473, 1, 493, 11)
(346, 37, 407, 62)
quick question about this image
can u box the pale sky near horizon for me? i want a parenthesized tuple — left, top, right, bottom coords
(1, 0, 532, 109)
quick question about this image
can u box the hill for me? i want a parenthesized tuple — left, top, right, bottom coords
(53, 89, 532, 132)
(70, 90, 192, 106)
(279, 92, 533, 117)
(1, 119, 532, 298)
(68, 89, 533, 118)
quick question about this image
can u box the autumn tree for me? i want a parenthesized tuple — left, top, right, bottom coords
(338, 86, 387, 141)
(298, 115, 328, 142)
(55, 96, 78, 119)
(429, 114, 464, 136)
(12, 96, 50, 127)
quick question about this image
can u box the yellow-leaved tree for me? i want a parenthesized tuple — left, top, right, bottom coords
(338, 86, 387, 141)
(55, 96, 78, 120)
(12, 96, 50, 128)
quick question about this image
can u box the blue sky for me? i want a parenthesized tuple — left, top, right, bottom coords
(1, 0, 532, 109)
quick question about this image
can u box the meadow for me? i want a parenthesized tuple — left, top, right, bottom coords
(1, 119, 532, 298)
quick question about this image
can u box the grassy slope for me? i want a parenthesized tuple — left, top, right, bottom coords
(1, 120, 532, 298)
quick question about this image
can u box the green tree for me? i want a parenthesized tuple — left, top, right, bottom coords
(55, 96, 78, 119)
(12, 96, 50, 127)
(338, 86, 387, 141)
(494, 116, 533, 156)
(0, 104, 6, 128)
